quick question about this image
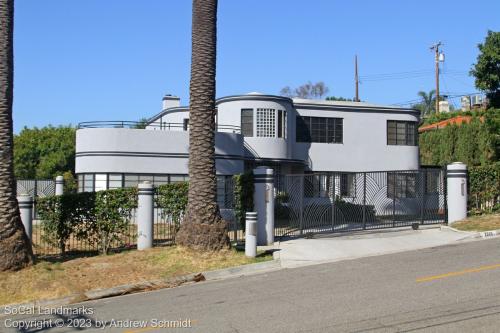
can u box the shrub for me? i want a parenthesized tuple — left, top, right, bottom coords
(75, 188, 137, 254)
(233, 172, 254, 230)
(37, 192, 94, 254)
(155, 182, 189, 231)
(469, 163, 500, 214)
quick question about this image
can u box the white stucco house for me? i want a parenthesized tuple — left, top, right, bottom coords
(75, 92, 420, 193)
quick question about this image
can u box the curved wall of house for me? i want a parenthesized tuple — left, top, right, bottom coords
(76, 128, 244, 175)
(216, 94, 294, 160)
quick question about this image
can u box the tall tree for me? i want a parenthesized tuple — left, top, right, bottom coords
(176, 0, 230, 250)
(415, 90, 436, 116)
(0, 0, 34, 270)
(280, 81, 330, 99)
(470, 30, 500, 108)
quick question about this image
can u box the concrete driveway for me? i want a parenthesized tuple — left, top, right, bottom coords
(275, 226, 475, 268)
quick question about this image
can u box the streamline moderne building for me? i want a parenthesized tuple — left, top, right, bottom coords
(75, 93, 420, 192)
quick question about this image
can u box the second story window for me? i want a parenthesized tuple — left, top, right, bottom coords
(241, 109, 253, 137)
(183, 118, 189, 131)
(256, 108, 276, 137)
(296, 116, 343, 143)
(387, 120, 417, 146)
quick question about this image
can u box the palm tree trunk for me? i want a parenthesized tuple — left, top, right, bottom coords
(175, 0, 229, 250)
(0, 0, 34, 270)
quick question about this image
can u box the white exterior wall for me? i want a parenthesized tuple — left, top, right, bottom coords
(293, 106, 420, 172)
(76, 128, 244, 175)
(216, 96, 294, 160)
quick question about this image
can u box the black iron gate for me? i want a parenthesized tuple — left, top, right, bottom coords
(274, 168, 447, 238)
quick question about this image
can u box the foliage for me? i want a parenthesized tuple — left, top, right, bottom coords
(133, 118, 149, 129)
(412, 90, 436, 117)
(468, 163, 500, 214)
(63, 171, 77, 194)
(419, 109, 499, 166)
(78, 188, 138, 255)
(155, 182, 189, 230)
(37, 188, 137, 255)
(233, 172, 254, 230)
(14, 125, 76, 179)
(37, 192, 94, 254)
(280, 81, 330, 99)
(326, 96, 355, 102)
(470, 30, 500, 108)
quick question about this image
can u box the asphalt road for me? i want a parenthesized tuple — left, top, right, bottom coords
(2, 237, 500, 333)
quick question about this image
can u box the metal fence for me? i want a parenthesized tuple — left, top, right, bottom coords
(31, 178, 241, 256)
(275, 168, 447, 238)
(17, 179, 55, 219)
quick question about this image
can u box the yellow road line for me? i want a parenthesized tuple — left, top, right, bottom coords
(416, 263, 500, 282)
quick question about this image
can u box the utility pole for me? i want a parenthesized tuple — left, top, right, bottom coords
(430, 42, 442, 113)
(354, 55, 359, 102)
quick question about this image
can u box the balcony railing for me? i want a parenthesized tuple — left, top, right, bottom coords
(77, 121, 241, 134)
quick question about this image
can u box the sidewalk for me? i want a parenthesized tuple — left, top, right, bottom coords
(273, 226, 475, 268)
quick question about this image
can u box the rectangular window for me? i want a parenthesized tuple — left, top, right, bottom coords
(183, 118, 189, 131)
(77, 174, 84, 192)
(387, 120, 417, 146)
(256, 108, 276, 137)
(170, 175, 188, 183)
(296, 116, 343, 143)
(304, 173, 333, 198)
(94, 174, 108, 192)
(277, 110, 286, 138)
(241, 109, 253, 137)
(83, 174, 94, 192)
(340, 173, 356, 197)
(108, 174, 123, 189)
(388, 173, 417, 198)
(153, 175, 169, 186)
(425, 170, 441, 194)
(124, 174, 139, 188)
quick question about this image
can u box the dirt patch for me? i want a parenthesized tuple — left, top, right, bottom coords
(0, 246, 271, 306)
(452, 213, 500, 232)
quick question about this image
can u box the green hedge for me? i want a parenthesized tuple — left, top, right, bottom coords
(233, 172, 254, 230)
(155, 182, 189, 232)
(37, 188, 137, 255)
(419, 109, 499, 167)
(469, 163, 500, 213)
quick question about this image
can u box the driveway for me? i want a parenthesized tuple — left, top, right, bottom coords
(275, 226, 474, 268)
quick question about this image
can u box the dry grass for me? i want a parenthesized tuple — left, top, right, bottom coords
(0, 246, 271, 306)
(452, 213, 500, 232)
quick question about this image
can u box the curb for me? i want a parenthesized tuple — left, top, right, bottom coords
(0, 259, 281, 315)
(440, 225, 500, 240)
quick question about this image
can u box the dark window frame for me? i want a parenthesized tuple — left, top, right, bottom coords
(387, 172, 417, 198)
(296, 116, 343, 144)
(241, 108, 254, 137)
(387, 120, 417, 146)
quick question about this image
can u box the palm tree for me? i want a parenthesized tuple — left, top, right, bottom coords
(417, 90, 436, 116)
(0, 0, 34, 270)
(175, 0, 230, 250)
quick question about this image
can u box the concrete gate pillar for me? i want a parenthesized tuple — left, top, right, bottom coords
(447, 162, 468, 224)
(17, 195, 34, 241)
(253, 167, 274, 246)
(55, 175, 64, 195)
(137, 181, 154, 250)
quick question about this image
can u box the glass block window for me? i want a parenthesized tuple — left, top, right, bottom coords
(388, 173, 417, 198)
(108, 174, 123, 189)
(296, 116, 343, 143)
(387, 120, 417, 146)
(256, 108, 276, 137)
(241, 109, 253, 137)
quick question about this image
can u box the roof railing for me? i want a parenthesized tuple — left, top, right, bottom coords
(77, 121, 241, 134)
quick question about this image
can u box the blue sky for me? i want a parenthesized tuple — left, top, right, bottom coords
(13, 0, 500, 132)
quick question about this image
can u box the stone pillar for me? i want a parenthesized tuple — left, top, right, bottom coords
(253, 167, 275, 246)
(17, 195, 33, 241)
(137, 182, 154, 250)
(245, 212, 257, 257)
(447, 162, 468, 224)
(55, 175, 64, 195)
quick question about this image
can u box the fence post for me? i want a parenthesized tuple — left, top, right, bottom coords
(137, 181, 154, 250)
(245, 212, 257, 257)
(55, 175, 64, 195)
(446, 162, 468, 224)
(17, 195, 33, 241)
(362, 172, 367, 229)
(253, 167, 275, 246)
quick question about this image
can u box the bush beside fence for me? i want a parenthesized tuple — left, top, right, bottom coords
(469, 162, 500, 214)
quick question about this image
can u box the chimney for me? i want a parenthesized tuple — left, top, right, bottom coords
(162, 94, 181, 110)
